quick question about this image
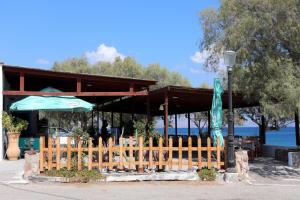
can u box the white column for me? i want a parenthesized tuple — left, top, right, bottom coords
(0, 63, 3, 161)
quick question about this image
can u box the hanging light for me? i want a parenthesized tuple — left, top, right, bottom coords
(159, 104, 164, 111)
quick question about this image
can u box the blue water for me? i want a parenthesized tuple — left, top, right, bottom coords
(156, 127, 298, 147)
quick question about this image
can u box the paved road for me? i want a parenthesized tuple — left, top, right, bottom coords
(1, 158, 300, 200)
(1, 181, 300, 200)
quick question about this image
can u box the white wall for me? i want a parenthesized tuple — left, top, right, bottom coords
(0, 63, 3, 161)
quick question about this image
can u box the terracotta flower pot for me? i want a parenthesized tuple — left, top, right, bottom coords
(7, 133, 21, 161)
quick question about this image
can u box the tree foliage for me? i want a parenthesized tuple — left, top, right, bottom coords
(50, 56, 190, 131)
(199, 0, 300, 128)
(53, 57, 190, 89)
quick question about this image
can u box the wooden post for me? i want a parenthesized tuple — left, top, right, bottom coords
(149, 137, 153, 170)
(175, 113, 178, 136)
(207, 137, 212, 169)
(129, 136, 133, 170)
(197, 137, 202, 169)
(164, 92, 169, 146)
(56, 137, 60, 170)
(77, 138, 82, 170)
(39, 136, 45, 172)
(138, 136, 144, 172)
(159, 137, 163, 170)
(98, 137, 103, 170)
(295, 110, 300, 146)
(119, 137, 124, 170)
(217, 137, 221, 169)
(67, 137, 71, 170)
(76, 78, 81, 93)
(88, 138, 93, 170)
(48, 137, 53, 170)
(178, 137, 182, 170)
(108, 137, 113, 171)
(188, 136, 192, 170)
(168, 137, 173, 169)
(187, 113, 191, 137)
(19, 72, 25, 92)
(146, 93, 151, 127)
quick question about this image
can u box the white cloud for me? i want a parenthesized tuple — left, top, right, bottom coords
(36, 58, 50, 65)
(85, 44, 125, 64)
(190, 50, 209, 64)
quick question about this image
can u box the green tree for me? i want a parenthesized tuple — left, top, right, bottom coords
(50, 56, 190, 131)
(199, 0, 300, 131)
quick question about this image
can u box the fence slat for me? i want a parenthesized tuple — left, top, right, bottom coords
(159, 137, 163, 170)
(56, 137, 60, 170)
(188, 137, 192, 170)
(178, 137, 182, 170)
(217, 137, 221, 169)
(48, 137, 53, 170)
(138, 136, 143, 172)
(168, 137, 173, 169)
(39, 136, 45, 172)
(197, 137, 202, 169)
(78, 138, 82, 170)
(119, 137, 123, 170)
(98, 137, 103, 170)
(207, 137, 212, 169)
(108, 137, 113, 171)
(67, 137, 71, 170)
(149, 137, 153, 170)
(129, 136, 133, 170)
(88, 138, 93, 170)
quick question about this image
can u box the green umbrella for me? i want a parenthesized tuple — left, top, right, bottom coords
(10, 87, 94, 112)
(210, 78, 224, 146)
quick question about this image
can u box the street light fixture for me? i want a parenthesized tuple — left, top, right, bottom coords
(224, 50, 237, 172)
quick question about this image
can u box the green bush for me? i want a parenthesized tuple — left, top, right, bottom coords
(45, 168, 104, 183)
(2, 112, 28, 133)
(198, 168, 216, 181)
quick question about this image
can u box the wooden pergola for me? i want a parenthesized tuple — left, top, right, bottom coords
(100, 86, 259, 145)
(2, 65, 300, 148)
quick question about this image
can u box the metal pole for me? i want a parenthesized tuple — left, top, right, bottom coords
(207, 111, 211, 137)
(96, 105, 99, 133)
(187, 113, 191, 137)
(164, 92, 169, 147)
(227, 68, 235, 170)
(175, 113, 178, 136)
(295, 110, 300, 146)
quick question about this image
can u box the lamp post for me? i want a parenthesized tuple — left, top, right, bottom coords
(224, 50, 237, 171)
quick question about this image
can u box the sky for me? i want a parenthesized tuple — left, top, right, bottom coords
(0, 1, 257, 127)
(0, 0, 220, 87)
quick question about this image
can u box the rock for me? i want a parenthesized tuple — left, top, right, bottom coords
(224, 172, 239, 183)
(105, 171, 199, 182)
(288, 152, 300, 168)
(23, 152, 40, 178)
(235, 150, 249, 180)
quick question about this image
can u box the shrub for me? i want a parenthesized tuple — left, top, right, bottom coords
(2, 112, 28, 133)
(45, 168, 104, 183)
(198, 168, 216, 181)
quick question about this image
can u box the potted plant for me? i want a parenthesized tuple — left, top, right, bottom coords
(2, 112, 28, 160)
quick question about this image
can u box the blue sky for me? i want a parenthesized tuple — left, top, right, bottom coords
(0, 0, 220, 87)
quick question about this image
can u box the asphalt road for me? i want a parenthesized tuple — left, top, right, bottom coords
(1, 181, 300, 200)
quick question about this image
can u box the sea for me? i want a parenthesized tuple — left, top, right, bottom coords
(156, 127, 298, 147)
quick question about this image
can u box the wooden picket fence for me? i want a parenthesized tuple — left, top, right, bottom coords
(39, 136, 225, 172)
